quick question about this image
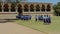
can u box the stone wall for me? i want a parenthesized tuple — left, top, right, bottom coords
(0, 2, 53, 19)
(0, 12, 18, 19)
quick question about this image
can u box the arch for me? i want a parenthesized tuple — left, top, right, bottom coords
(0, 3, 2, 12)
(24, 4, 28, 12)
(3, 3, 9, 12)
(30, 4, 34, 12)
(17, 4, 22, 14)
(17, 4, 22, 11)
(46, 4, 51, 11)
(36, 4, 40, 11)
(11, 3, 16, 12)
(41, 4, 45, 11)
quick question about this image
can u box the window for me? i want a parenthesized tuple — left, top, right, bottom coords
(11, 3, 16, 12)
(30, 4, 34, 12)
(46, 4, 51, 11)
(24, 4, 28, 12)
(36, 4, 40, 11)
(41, 4, 45, 11)
(4, 4, 9, 12)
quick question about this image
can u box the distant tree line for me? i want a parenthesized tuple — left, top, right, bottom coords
(53, 2, 60, 16)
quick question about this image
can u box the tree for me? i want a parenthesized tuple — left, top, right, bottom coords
(53, 2, 60, 16)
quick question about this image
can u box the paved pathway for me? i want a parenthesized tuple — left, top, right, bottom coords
(0, 22, 45, 34)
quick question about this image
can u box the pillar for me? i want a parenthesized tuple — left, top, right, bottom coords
(2, 2, 4, 12)
(22, 4, 24, 12)
(15, 3, 17, 12)
(28, 4, 30, 12)
(40, 4, 42, 12)
(8, 4, 11, 12)
(34, 4, 36, 12)
(45, 4, 47, 12)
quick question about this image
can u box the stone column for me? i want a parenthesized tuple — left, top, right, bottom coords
(22, 4, 24, 12)
(39, 4, 41, 12)
(28, 4, 30, 12)
(2, 2, 4, 12)
(9, 3, 11, 12)
(34, 4, 36, 12)
(16, 6, 18, 12)
(45, 4, 47, 12)
(40, 4, 42, 12)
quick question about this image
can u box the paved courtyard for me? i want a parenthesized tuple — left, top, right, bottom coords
(0, 21, 45, 34)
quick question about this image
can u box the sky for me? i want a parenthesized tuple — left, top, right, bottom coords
(27, 0, 60, 5)
(1, 0, 60, 5)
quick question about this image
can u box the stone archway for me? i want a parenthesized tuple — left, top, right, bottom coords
(3, 3, 9, 12)
(41, 4, 45, 11)
(30, 4, 34, 12)
(11, 3, 16, 12)
(36, 4, 40, 11)
(46, 4, 51, 11)
(24, 4, 29, 12)
(17, 4, 22, 15)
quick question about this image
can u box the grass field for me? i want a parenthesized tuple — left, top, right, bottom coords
(14, 16, 60, 34)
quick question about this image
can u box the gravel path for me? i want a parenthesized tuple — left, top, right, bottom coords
(0, 22, 45, 34)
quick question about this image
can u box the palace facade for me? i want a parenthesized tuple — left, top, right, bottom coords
(0, 2, 53, 19)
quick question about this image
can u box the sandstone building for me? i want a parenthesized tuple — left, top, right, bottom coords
(0, 2, 53, 19)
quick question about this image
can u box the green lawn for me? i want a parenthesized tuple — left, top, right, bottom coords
(14, 16, 60, 34)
